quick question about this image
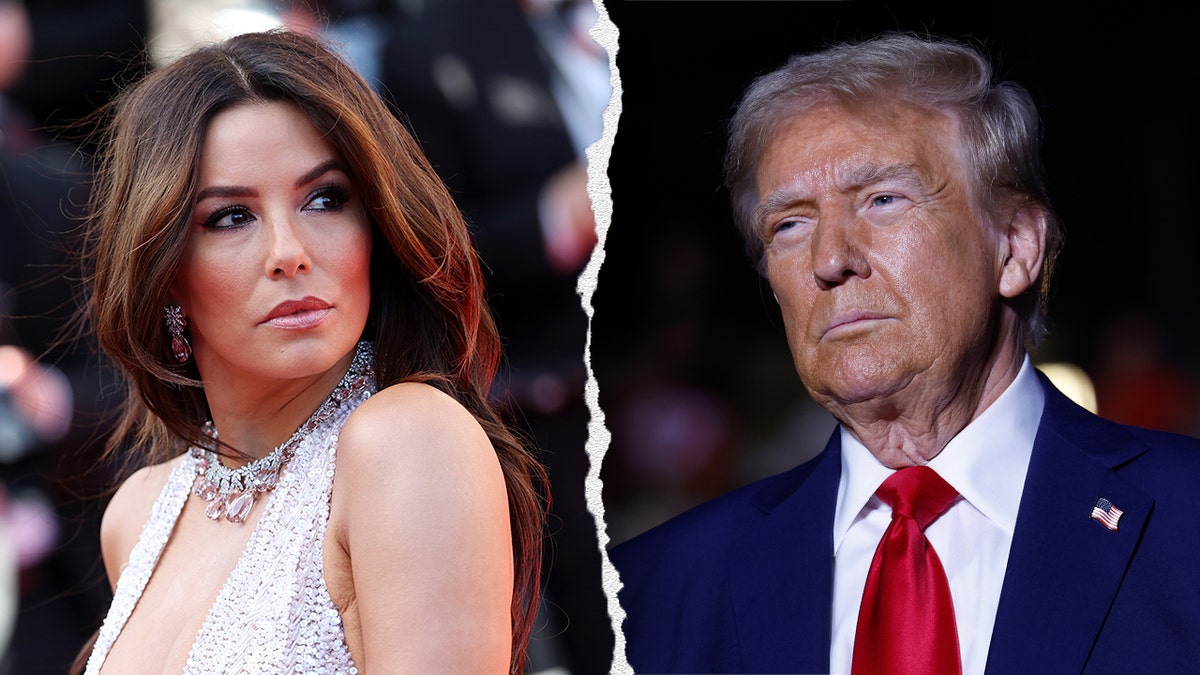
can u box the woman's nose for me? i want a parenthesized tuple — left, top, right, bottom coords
(265, 214, 312, 278)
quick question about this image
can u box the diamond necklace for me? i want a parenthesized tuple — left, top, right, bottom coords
(189, 342, 374, 523)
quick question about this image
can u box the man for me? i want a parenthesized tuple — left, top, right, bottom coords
(610, 32, 1200, 674)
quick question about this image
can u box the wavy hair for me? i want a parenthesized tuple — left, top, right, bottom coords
(80, 29, 546, 674)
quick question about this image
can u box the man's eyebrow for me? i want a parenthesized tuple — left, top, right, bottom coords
(754, 162, 927, 228)
(840, 162, 924, 191)
(756, 188, 810, 229)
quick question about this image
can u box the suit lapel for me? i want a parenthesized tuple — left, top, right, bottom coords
(986, 376, 1153, 673)
(729, 434, 842, 674)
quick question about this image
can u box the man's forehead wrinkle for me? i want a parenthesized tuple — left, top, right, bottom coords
(764, 153, 850, 202)
(843, 161, 924, 189)
(793, 145, 927, 195)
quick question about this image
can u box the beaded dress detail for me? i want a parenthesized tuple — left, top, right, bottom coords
(85, 343, 375, 674)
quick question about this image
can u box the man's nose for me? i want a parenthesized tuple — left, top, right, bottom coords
(810, 209, 870, 288)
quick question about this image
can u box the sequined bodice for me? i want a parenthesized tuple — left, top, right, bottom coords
(85, 353, 375, 675)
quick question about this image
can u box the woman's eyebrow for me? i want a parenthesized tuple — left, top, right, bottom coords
(294, 159, 345, 189)
(193, 159, 346, 202)
(194, 185, 255, 201)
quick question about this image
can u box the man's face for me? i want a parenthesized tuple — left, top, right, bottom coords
(756, 101, 1006, 412)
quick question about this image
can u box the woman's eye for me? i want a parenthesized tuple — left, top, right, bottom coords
(304, 186, 350, 212)
(203, 207, 254, 229)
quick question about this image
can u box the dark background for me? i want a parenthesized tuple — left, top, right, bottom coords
(594, 2, 1200, 546)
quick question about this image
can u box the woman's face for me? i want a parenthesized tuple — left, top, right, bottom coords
(171, 100, 372, 388)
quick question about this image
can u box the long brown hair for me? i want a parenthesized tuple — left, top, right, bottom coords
(81, 29, 547, 673)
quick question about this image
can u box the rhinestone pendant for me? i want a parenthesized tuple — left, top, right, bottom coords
(197, 480, 219, 502)
(171, 335, 192, 362)
(225, 491, 255, 524)
(204, 497, 226, 521)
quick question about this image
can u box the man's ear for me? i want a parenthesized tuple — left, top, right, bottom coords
(998, 204, 1047, 299)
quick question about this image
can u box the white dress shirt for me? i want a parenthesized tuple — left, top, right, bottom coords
(829, 356, 1045, 675)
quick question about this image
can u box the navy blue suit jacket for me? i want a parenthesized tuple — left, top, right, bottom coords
(611, 375, 1200, 673)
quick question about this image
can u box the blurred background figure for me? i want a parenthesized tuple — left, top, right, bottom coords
(1092, 313, 1200, 437)
(145, 0, 324, 66)
(2, 0, 134, 671)
(374, 2, 612, 673)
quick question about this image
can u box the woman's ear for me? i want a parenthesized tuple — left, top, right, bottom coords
(166, 279, 182, 310)
(998, 204, 1048, 299)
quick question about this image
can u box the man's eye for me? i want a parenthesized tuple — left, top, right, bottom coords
(872, 195, 896, 207)
(765, 217, 813, 247)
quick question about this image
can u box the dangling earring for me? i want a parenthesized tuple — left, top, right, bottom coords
(165, 304, 192, 363)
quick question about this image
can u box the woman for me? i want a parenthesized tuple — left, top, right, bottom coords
(76, 29, 546, 673)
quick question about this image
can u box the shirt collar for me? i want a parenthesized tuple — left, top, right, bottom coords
(833, 355, 1044, 551)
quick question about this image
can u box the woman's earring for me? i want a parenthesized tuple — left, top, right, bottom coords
(164, 304, 192, 363)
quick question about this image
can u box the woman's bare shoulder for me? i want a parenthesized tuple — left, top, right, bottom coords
(333, 380, 505, 519)
(330, 383, 513, 671)
(338, 381, 494, 468)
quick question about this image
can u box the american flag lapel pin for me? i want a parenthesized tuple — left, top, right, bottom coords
(1090, 497, 1123, 531)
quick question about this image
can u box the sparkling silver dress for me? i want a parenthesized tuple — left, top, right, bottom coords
(84, 350, 375, 674)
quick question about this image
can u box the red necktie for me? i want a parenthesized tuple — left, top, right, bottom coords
(851, 466, 962, 675)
